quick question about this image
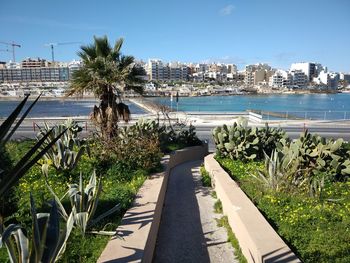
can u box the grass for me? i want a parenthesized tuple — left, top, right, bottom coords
(216, 216, 248, 263)
(0, 139, 149, 263)
(218, 157, 350, 263)
(199, 165, 247, 263)
(200, 165, 211, 187)
(214, 199, 223, 214)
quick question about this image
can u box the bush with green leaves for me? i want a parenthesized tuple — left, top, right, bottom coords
(277, 130, 350, 196)
(175, 123, 202, 147)
(212, 118, 287, 161)
(218, 157, 350, 263)
(119, 119, 201, 152)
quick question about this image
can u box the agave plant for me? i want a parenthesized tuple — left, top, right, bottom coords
(38, 118, 87, 174)
(252, 150, 290, 192)
(0, 194, 74, 263)
(0, 94, 66, 198)
(51, 171, 120, 235)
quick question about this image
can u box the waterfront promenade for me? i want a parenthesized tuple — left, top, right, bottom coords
(4, 97, 350, 150)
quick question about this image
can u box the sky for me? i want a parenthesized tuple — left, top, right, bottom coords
(0, 0, 349, 72)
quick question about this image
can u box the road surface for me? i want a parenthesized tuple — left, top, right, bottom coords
(10, 120, 350, 152)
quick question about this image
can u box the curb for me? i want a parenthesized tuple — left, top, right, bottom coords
(98, 143, 208, 263)
(204, 154, 301, 263)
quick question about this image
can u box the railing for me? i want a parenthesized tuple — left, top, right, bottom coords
(258, 111, 350, 121)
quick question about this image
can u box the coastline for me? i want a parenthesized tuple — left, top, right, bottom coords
(0, 87, 344, 101)
(0, 95, 97, 101)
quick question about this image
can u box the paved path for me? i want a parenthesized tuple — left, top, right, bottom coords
(153, 160, 237, 263)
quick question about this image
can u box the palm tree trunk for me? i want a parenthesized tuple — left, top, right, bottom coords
(91, 88, 130, 140)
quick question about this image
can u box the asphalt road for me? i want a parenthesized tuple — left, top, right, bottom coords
(10, 123, 350, 152)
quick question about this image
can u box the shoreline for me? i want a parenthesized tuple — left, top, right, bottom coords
(0, 89, 345, 101)
(0, 95, 98, 101)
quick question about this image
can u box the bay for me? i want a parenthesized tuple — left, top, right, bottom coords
(147, 93, 350, 120)
(0, 99, 145, 118)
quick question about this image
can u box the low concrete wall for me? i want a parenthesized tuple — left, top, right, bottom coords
(98, 143, 208, 263)
(248, 111, 263, 122)
(204, 154, 300, 263)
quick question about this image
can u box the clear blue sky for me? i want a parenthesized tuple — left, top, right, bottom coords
(1, 0, 349, 72)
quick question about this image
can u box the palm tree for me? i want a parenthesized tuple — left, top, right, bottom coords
(66, 36, 144, 139)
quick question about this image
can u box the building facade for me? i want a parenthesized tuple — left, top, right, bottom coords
(147, 59, 190, 81)
(290, 62, 323, 82)
(0, 58, 79, 83)
(245, 63, 273, 87)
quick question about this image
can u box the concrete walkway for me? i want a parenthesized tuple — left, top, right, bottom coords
(153, 160, 237, 263)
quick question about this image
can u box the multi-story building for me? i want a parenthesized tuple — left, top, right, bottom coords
(290, 62, 322, 82)
(0, 67, 69, 82)
(6, 61, 20, 69)
(21, 58, 51, 68)
(227, 64, 237, 74)
(269, 70, 291, 88)
(340, 73, 350, 83)
(227, 72, 244, 82)
(146, 59, 189, 81)
(245, 63, 273, 87)
(313, 70, 339, 89)
(0, 58, 75, 83)
(290, 70, 308, 88)
(194, 63, 209, 74)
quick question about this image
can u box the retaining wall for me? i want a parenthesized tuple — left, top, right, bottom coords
(204, 153, 300, 263)
(98, 143, 208, 263)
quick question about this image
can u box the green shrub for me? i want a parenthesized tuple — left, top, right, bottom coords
(278, 130, 350, 196)
(214, 199, 223, 214)
(212, 119, 287, 162)
(219, 157, 350, 262)
(200, 166, 211, 187)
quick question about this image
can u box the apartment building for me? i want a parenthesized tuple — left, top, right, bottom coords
(0, 58, 78, 83)
(313, 70, 339, 89)
(290, 62, 324, 82)
(269, 69, 308, 88)
(0, 67, 69, 82)
(147, 59, 189, 81)
(245, 63, 273, 87)
(21, 58, 51, 68)
(269, 70, 291, 88)
(290, 70, 308, 88)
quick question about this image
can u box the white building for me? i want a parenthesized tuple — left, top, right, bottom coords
(145, 82, 156, 90)
(290, 70, 308, 88)
(147, 59, 189, 82)
(340, 73, 350, 83)
(290, 62, 322, 82)
(269, 70, 291, 88)
(5, 61, 21, 69)
(313, 70, 339, 89)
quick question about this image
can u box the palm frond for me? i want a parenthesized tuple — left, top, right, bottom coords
(94, 36, 111, 58)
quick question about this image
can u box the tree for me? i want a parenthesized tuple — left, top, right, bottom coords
(66, 36, 144, 139)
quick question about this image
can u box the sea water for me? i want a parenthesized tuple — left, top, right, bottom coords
(0, 99, 145, 118)
(1, 93, 350, 120)
(147, 93, 350, 120)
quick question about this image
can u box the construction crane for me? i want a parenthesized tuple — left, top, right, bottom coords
(44, 42, 82, 62)
(0, 41, 21, 62)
